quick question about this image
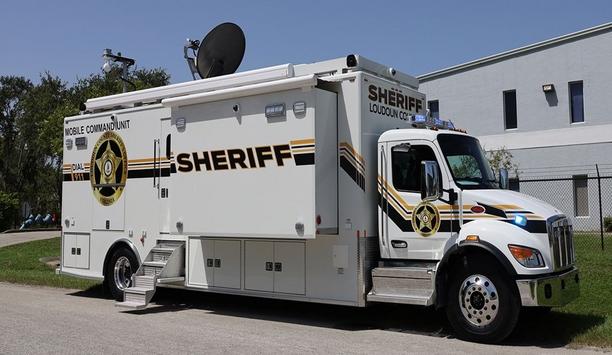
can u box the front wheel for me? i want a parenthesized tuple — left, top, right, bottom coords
(445, 257, 520, 343)
(104, 247, 139, 301)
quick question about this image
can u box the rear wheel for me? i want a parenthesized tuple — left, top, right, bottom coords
(445, 257, 520, 343)
(104, 247, 138, 301)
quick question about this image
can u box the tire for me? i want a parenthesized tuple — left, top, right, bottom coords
(445, 256, 520, 343)
(104, 246, 139, 301)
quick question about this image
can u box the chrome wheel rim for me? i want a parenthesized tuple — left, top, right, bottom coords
(458, 274, 499, 327)
(113, 256, 133, 290)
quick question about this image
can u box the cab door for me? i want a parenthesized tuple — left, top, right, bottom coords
(378, 139, 455, 260)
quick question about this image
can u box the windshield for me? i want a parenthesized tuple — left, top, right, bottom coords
(437, 134, 498, 190)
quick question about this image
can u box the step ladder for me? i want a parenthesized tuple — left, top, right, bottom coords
(116, 241, 185, 309)
(367, 262, 437, 306)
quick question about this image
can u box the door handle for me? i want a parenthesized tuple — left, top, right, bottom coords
(391, 240, 407, 249)
(265, 262, 273, 271)
(274, 262, 282, 272)
(206, 258, 213, 267)
(71, 248, 76, 255)
(153, 139, 157, 187)
(214, 259, 221, 268)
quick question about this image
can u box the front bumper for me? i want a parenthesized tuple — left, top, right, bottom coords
(516, 267, 579, 307)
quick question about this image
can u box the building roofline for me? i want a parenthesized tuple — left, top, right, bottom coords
(418, 22, 612, 82)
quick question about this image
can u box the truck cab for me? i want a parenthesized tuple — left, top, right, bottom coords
(372, 115, 579, 342)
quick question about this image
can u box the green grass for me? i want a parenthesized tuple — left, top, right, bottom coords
(557, 235, 612, 347)
(0, 237, 99, 290)
(510, 234, 612, 348)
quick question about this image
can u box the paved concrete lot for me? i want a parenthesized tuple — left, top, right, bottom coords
(0, 230, 60, 248)
(0, 283, 601, 354)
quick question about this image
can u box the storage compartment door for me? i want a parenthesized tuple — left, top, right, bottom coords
(188, 238, 214, 287)
(213, 240, 241, 289)
(75, 234, 90, 269)
(62, 233, 77, 268)
(273, 242, 305, 295)
(244, 241, 274, 292)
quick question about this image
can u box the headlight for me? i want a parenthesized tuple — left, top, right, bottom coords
(508, 244, 545, 268)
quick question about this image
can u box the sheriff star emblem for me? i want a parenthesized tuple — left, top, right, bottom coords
(411, 201, 441, 237)
(90, 131, 128, 206)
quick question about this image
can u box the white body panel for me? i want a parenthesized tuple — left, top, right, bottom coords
(168, 88, 337, 238)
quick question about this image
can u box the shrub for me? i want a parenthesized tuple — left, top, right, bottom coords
(605, 216, 612, 232)
(0, 192, 19, 232)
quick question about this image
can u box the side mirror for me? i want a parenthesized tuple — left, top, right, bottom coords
(499, 168, 509, 189)
(421, 161, 441, 201)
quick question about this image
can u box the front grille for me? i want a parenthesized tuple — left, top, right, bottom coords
(547, 216, 575, 271)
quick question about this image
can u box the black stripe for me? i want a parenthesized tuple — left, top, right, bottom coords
(339, 147, 365, 170)
(291, 144, 315, 149)
(477, 202, 508, 219)
(294, 153, 315, 166)
(378, 184, 412, 215)
(378, 193, 460, 233)
(127, 168, 171, 179)
(378, 196, 545, 235)
(503, 219, 548, 233)
(505, 210, 535, 214)
(63, 173, 90, 182)
(340, 156, 365, 190)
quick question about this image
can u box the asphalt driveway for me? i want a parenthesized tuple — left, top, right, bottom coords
(0, 230, 60, 248)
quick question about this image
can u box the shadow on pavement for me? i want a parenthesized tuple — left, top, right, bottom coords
(125, 287, 448, 336)
(69, 283, 108, 299)
(506, 309, 605, 348)
(69, 286, 604, 349)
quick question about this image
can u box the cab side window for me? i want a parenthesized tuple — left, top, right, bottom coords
(391, 145, 438, 192)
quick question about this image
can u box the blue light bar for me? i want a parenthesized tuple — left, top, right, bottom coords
(413, 114, 427, 123)
(411, 114, 458, 131)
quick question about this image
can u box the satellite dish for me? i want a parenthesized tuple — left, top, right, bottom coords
(184, 23, 246, 80)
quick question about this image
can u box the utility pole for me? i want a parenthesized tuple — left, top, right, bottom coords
(102, 49, 136, 93)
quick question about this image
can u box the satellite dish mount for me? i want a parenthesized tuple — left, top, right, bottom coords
(183, 23, 246, 80)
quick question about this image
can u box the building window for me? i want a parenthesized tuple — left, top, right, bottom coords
(428, 100, 439, 118)
(503, 90, 517, 129)
(569, 81, 584, 123)
(573, 175, 589, 217)
(509, 178, 520, 192)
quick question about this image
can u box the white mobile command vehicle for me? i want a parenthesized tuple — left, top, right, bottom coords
(60, 43, 579, 342)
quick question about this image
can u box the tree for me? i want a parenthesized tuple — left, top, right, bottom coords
(0, 76, 33, 192)
(0, 66, 170, 230)
(486, 147, 519, 178)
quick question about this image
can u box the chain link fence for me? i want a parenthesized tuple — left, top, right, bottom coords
(515, 165, 612, 253)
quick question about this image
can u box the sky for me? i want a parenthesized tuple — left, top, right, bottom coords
(1, 0, 611, 85)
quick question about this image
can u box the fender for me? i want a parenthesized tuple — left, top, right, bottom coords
(435, 222, 522, 308)
(102, 238, 142, 276)
(445, 240, 517, 277)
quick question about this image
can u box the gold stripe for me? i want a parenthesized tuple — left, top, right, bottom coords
(128, 157, 157, 163)
(377, 176, 415, 211)
(339, 142, 365, 163)
(377, 175, 545, 220)
(291, 148, 315, 154)
(290, 138, 315, 145)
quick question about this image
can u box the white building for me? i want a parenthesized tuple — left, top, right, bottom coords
(418, 23, 612, 230)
